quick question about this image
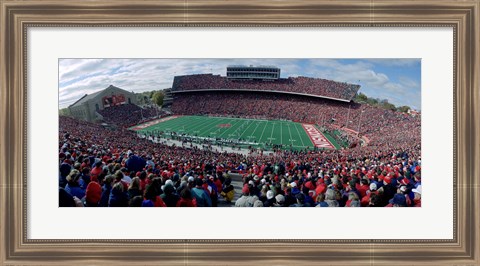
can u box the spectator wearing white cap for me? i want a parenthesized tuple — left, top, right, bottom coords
(263, 190, 276, 207)
(412, 185, 422, 207)
(274, 194, 286, 207)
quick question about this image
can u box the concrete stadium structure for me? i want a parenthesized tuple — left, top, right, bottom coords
(68, 85, 137, 122)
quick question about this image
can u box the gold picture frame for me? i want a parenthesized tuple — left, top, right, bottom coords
(1, 0, 479, 265)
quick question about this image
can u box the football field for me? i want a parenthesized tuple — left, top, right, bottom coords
(131, 115, 340, 151)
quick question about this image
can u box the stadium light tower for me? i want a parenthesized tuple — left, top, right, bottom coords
(357, 110, 365, 135)
(345, 104, 351, 128)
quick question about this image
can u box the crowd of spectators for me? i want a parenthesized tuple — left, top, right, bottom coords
(59, 104, 421, 207)
(172, 74, 360, 101)
(59, 116, 244, 207)
(97, 104, 165, 128)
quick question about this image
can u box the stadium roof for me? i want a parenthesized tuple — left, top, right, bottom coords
(69, 85, 125, 108)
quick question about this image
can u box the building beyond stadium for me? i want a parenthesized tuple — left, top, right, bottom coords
(68, 85, 137, 122)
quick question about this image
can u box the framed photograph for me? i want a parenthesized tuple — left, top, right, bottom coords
(1, 0, 479, 265)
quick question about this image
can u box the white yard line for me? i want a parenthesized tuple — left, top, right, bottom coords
(248, 122, 262, 141)
(171, 116, 204, 132)
(287, 124, 294, 144)
(294, 124, 306, 147)
(258, 122, 268, 142)
(270, 122, 275, 140)
(280, 122, 283, 145)
(217, 119, 244, 138)
(197, 117, 229, 136)
(238, 120, 256, 139)
(188, 116, 212, 134)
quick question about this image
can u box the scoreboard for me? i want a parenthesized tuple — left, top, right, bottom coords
(103, 94, 126, 107)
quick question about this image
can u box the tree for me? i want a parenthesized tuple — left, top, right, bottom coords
(384, 103, 396, 111)
(379, 99, 396, 111)
(354, 92, 412, 113)
(366, 98, 378, 105)
(397, 105, 411, 113)
(355, 92, 368, 102)
(59, 108, 71, 116)
(152, 91, 164, 106)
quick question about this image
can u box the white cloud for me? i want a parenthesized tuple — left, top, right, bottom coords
(302, 59, 421, 109)
(365, 58, 420, 67)
(59, 59, 421, 109)
(398, 76, 420, 89)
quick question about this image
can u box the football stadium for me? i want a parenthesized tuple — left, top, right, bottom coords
(59, 64, 421, 208)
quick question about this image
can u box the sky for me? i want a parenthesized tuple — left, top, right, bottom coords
(59, 58, 421, 110)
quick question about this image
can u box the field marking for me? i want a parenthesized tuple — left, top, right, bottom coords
(196, 117, 228, 136)
(233, 121, 250, 139)
(179, 116, 210, 132)
(212, 119, 231, 138)
(280, 123, 283, 146)
(249, 122, 262, 140)
(217, 119, 244, 138)
(287, 124, 294, 145)
(143, 116, 200, 134)
(270, 122, 275, 142)
(293, 124, 306, 147)
(183, 116, 217, 133)
(165, 116, 208, 136)
(238, 121, 256, 139)
(301, 124, 335, 149)
(159, 119, 186, 132)
(258, 122, 269, 143)
(156, 117, 188, 132)
(161, 116, 195, 132)
(190, 116, 225, 137)
(131, 115, 180, 130)
(232, 121, 246, 136)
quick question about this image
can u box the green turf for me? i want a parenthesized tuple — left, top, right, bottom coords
(330, 129, 349, 149)
(314, 126, 342, 150)
(133, 115, 339, 151)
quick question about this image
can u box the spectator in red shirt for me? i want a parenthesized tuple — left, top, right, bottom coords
(176, 187, 197, 207)
(356, 179, 370, 198)
(361, 183, 378, 207)
(90, 161, 103, 182)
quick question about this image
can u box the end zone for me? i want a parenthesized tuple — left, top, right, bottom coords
(301, 124, 335, 150)
(130, 115, 180, 131)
